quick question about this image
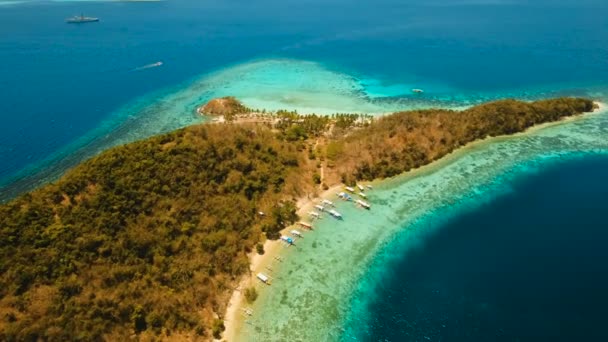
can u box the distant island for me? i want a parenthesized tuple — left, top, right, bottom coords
(0, 97, 596, 340)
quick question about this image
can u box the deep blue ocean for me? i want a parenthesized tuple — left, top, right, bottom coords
(2, 1, 608, 340)
(353, 155, 608, 341)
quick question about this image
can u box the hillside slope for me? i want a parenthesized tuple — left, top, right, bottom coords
(0, 97, 595, 341)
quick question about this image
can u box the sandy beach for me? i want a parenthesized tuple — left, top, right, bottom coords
(220, 101, 605, 341)
(221, 183, 345, 341)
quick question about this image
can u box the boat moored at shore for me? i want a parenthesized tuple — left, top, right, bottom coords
(308, 211, 321, 219)
(281, 236, 295, 245)
(256, 273, 271, 285)
(337, 192, 353, 201)
(356, 199, 371, 209)
(290, 230, 304, 238)
(322, 199, 334, 207)
(329, 209, 343, 219)
(298, 221, 313, 230)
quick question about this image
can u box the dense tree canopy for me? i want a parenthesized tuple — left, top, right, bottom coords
(0, 124, 304, 341)
(0, 97, 594, 340)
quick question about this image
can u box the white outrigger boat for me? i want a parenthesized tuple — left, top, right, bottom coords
(329, 209, 343, 219)
(290, 230, 304, 238)
(345, 186, 355, 193)
(308, 211, 321, 219)
(257, 273, 271, 285)
(357, 184, 365, 191)
(337, 192, 353, 201)
(322, 199, 334, 207)
(314, 204, 325, 212)
(356, 199, 371, 209)
(281, 235, 295, 245)
(298, 221, 313, 230)
(358, 192, 367, 199)
(366, 184, 373, 190)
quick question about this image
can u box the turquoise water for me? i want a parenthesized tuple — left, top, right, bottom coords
(343, 154, 608, 341)
(3, 1, 608, 340)
(240, 107, 608, 341)
(1, 0, 608, 200)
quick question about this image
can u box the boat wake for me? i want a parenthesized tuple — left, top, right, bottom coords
(132, 61, 163, 71)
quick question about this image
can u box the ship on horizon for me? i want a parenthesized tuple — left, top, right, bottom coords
(66, 14, 99, 24)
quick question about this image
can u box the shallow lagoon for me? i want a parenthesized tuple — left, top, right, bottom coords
(240, 108, 608, 341)
(2, 0, 608, 199)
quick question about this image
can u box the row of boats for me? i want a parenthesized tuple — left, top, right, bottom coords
(339, 183, 372, 209)
(255, 183, 374, 287)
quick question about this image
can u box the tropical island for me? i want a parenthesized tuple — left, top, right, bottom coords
(0, 97, 596, 340)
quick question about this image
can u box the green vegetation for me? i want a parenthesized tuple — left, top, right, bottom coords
(198, 96, 252, 121)
(255, 243, 265, 255)
(329, 98, 596, 181)
(0, 97, 594, 340)
(0, 124, 309, 341)
(244, 287, 258, 303)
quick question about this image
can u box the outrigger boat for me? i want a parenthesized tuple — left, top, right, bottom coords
(281, 236, 295, 245)
(257, 273, 271, 285)
(308, 211, 321, 219)
(315, 204, 325, 211)
(356, 199, 371, 209)
(329, 209, 343, 219)
(366, 184, 373, 190)
(322, 199, 334, 207)
(337, 192, 353, 201)
(345, 186, 355, 193)
(357, 184, 365, 191)
(358, 192, 367, 199)
(291, 230, 304, 238)
(298, 221, 313, 230)
(412, 88, 424, 94)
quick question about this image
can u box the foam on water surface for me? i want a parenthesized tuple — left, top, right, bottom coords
(239, 106, 608, 341)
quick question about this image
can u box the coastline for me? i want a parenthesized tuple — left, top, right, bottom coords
(221, 183, 344, 342)
(221, 102, 605, 341)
